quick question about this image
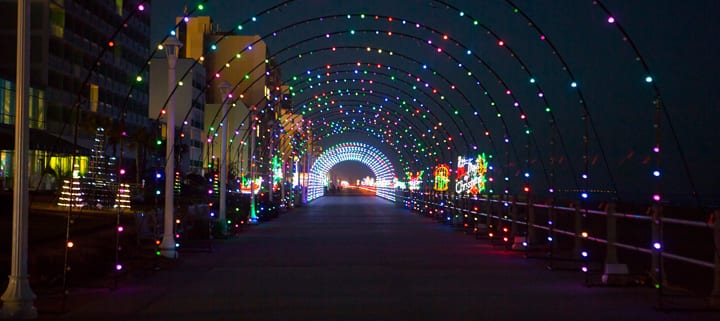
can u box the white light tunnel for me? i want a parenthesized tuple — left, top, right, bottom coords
(307, 142, 396, 201)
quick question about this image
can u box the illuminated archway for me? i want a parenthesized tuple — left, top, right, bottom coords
(308, 142, 396, 202)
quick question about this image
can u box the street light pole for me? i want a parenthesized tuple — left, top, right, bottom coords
(159, 36, 182, 259)
(248, 113, 258, 223)
(217, 81, 232, 236)
(1, 1, 37, 318)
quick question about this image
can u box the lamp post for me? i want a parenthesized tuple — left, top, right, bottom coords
(217, 81, 232, 236)
(159, 36, 182, 259)
(1, 1, 37, 318)
(248, 112, 258, 223)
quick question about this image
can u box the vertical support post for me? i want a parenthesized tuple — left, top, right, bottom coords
(217, 81, 231, 236)
(485, 195, 492, 231)
(527, 197, 536, 246)
(573, 202, 583, 258)
(605, 203, 618, 264)
(159, 37, 182, 259)
(601, 202, 628, 285)
(1, 0, 37, 318)
(651, 204, 664, 293)
(548, 201, 558, 261)
(248, 116, 257, 222)
(711, 209, 720, 306)
(510, 195, 518, 237)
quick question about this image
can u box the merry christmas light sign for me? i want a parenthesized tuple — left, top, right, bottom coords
(455, 154, 488, 195)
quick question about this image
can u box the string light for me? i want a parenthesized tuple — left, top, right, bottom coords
(308, 142, 395, 201)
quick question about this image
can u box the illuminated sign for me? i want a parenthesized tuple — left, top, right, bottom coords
(240, 177, 262, 195)
(455, 154, 489, 195)
(433, 164, 450, 192)
(406, 170, 424, 191)
(272, 156, 283, 182)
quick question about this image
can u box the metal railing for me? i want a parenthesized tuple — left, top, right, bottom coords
(396, 190, 719, 303)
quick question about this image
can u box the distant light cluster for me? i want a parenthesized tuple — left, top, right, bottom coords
(308, 142, 395, 201)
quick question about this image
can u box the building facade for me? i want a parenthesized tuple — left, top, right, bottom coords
(175, 15, 273, 179)
(0, 0, 152, 184)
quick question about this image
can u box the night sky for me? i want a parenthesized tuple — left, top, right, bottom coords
(151, 1, 720, 206)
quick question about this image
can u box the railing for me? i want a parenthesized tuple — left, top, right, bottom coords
(395, 190, 719, 303)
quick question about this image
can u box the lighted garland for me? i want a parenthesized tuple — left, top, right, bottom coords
(159, 12, 540, 194)
(103, 1, 686, 205)
(111, 3, 552, 201)
(308, 142, 396, 201)
(214, 43, 477, 152)
(589, 0, 698, 206)
(295, 86, 461, 153)
(290, 66, 471, 145)
(63, 1, 702, 282)
(307, 104, 442, 163)
(180, 8, 506, 190)
(215, 92, 425, 174)
(308, 109, 433, 171)
(193, 28, 540, 195)
(223, 14, 547, 158)
(172, 17, 516, 160)
(288, 75, 461, 165)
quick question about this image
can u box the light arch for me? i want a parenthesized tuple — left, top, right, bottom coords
(308, 142, 396, 202)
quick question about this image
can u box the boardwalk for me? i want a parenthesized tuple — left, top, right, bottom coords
(45, 196, 708, 321)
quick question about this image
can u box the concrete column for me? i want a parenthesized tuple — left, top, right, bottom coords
(1, 1, 38, 318)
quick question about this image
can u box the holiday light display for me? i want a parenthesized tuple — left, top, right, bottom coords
(114, 183, 131, 209)
(406, 171, 424, 191)
(174, 171, 182, 194)
(24, 6, 704, 318)
(272, 155, 283, 189)
(37, 5, 702, 315)
(58, 164, 84, 208)
(84, 127, 116, 209)
(455, 154, 488, 195)
(308, 142, 395, 201)
(433, 164, 450, 192)
(129, 1, 680, 210)
(240, 177, 262, 195)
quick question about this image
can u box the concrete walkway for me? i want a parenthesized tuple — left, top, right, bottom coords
(40, 196, 712, 321)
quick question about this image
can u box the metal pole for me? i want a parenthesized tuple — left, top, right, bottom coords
(605, 202, 618, 264)
(1, 0, 37, 318)
(711, 209, 720, 306)
(217, 81, 231, 236)
(573, 202, 583, 258)
(159, 37, 182, 259)
(651, 204, 664, 306)
(248, 115, 257, 222)
(510, 195, 518, 238)
(527, 197, 536, 246)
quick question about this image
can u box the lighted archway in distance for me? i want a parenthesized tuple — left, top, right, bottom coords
(308, 142, 397, 202)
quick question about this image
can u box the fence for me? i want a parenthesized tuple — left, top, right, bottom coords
(396, 190, 719, 306)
